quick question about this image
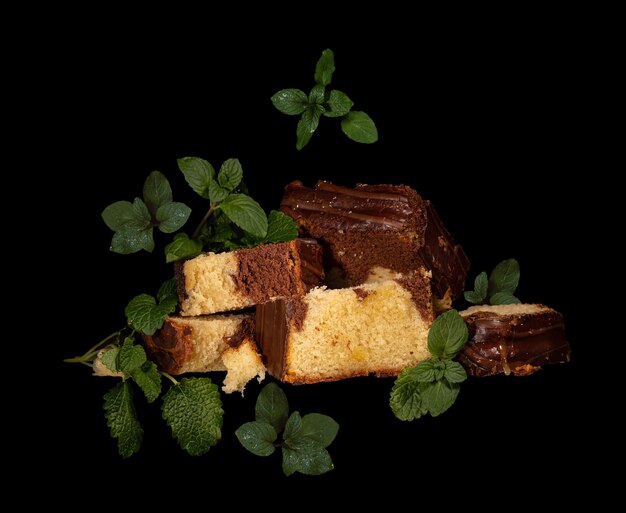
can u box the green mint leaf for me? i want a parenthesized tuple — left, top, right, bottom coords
(255, 382, 289, 433)
(490, 292, 521, 305)
(177, 157, 214, 199)
(217, 158, 243, 193)
(341, 111, 378, 144)
(103, 381, 142, 458)
(161, 377, 223, 456)
(101, 346, 120, 373)
(125, 294, 170, 336)
(157, 278, 178, 303)
(464, 290, 484, 304)
(111, 226, 154, 254)
(235, 421, 277, 457)
(271, 88, 309, 115)
(474, 271, 488, 299)
(296, 106, 322, 150)
(118, 337, 147, 374)
(164, 233, 203, 263)
(102, 200, 147, 232)
(309, 84, 326, 106)
(219, 194, 268, 238)
(413, 359, 436, 382)
(420, 380, 460, 417)
(283, 411, 303, 443)
(389, 367, 424, 421)
(427, 309, 469, 359)
(143, 170, 173, 215)
(299, 413, 339, 449)
(282, 445, 334, 477)
(208, 179, 229, 204)
(131, 361, 162, 403)
(324, 90, 353, 118)
(206, 214, 235, 243)
(265, 210, 298, 243)
(314, 48, 335, 87)
(443, 360, 467, 384)
(156, 202, 192, 233)
(489, 258, 520, 295)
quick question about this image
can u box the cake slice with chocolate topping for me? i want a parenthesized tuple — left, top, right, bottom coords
(280, 181, 470, 309)
(175, 238, 324, 316)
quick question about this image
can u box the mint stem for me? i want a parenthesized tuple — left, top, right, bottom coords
(192, 203, 217, 240)
(64, 331, 121, 364)
(160, 371, 179, 386)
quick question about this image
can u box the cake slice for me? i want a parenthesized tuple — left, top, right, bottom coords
(458, 304, 570, 377)
(142, 314, 265, 394)
(175, 238, 324, 316)
(280, 181, 470, 309)
(256, 270, 434, 384)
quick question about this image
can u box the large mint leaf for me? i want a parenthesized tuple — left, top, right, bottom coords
(324, 90, 353, 118)
(103, 381, 143, 458)
(177, 157, 214, 199)
(102, 201, 146, 231)
(161, 377, 223, 456)
(125, 294, 172, 336)
(389, 367, 424, 421)
(265, 210, 298, 244)
(420, 380, 460, 417)
(143, 170, 173, 215)
(298, 414, 339, 448)
(219, 194, 268, 238)
(282, 445, 334, 476)
(427, 309, 468, 359)
(118, 338, 147, 374)
(236, 421, 277, 457)
(314, 48, 335, 87)
(217, 159, 243, 193)
(489, 258, 520, 295)
(255, 382, 289, 433)
(271, 89, 309, 115)
(340, 111, 378, 143)
(131, 361, 162, 403)
(164, 233, 202, 263)
(111, 226, 154, 254)
(156, 202, 191, 233)
(296, 106, 322, 150)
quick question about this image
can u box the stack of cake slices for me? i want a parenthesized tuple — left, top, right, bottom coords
(143, 181, 570, 394)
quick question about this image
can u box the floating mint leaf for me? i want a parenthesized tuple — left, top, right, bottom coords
(219, 194, 268, 238)
(255, 382, 289, 433)
(103, 381, 142, 458)
(324, 90, 353, 118)
(178, 157, 214, 199)
(490, 292, 521, 305)
(427, 309, 469, 359)
(271, 89, 309, 115)
(265, 210, 298, 244)
(218, 159, 243, 193)
(341, 111, 378, 143)
(235, 421, 277, 457)
(314, 48, 335, 87)
(156, 202, 191, 233)
(296, 106, 322, 150)
(143, 171, 173, 215)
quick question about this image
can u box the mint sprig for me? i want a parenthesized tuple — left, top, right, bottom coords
(272, 48, 378, 149)
(124, 278, 178, 336)
(390, 310, 468, 421)
(464, 258, 521, 305)
(102, 171, 191, 254)
(236, 383, 339, 476)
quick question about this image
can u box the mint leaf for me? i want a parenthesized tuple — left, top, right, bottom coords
(101, 346, 120, 373)
(420, 380, 460, 417)
(118, 338, 147, 374)
(490, 292, 521, 305)
(427, 309, 469, 359)
(164, 233, 203, 263)
(464, 271, 488, 304)
(103, 382, 142, 458)
(219, 194, 268, 238)
(161, 377, 223, 456)
(265, 210, 298, 243)
(443, 360, 467, 384)
(314, 48, 335, 86)
(131, 361, 162, 403)
(489, 258, 520, 295)
(157, 278, 178, 303)
(111, 225, 154, 254)
(324, 89, 353, 118)
(156, 202, 191, 233)
(296, 106, 322, 150)
(178, 157, 214, 199)
(282, 445, 334, 477)
(255, 382, 289, 433)
(309, 84, 326, 106)
(102, 201, 147, 231)
(464, 291, 484, 304)
(208, 179, 229, 204)
(271, 89, 309, 115)
(413, 360, 436, 383)
(283, 411, 302, 443)
(218, 159, 243, 193)
(236, 421, 277, 457)
(143, 171, 172, 215)
(125, 293, 174, 336)
(341, 111, 378, 144)
(389, 367, 424, 421)
(299, 413, 339, 448)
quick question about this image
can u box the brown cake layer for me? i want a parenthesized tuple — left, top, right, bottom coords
(280, 181, 470, 304)
(457, 304, 571, 377)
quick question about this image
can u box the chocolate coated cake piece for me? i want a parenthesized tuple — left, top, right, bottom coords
(280, 181, 469, 308)
(458, 304, 571, 377)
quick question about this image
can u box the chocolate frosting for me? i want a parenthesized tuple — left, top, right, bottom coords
(457, 309, 571, 377)
(280, 180, 469, 300)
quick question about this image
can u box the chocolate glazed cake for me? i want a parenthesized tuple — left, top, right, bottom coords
(458, 304, 571, 377)
(280, 181, 470, 308)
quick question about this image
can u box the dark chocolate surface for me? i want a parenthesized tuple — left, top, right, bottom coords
(255, 299, 290, 380)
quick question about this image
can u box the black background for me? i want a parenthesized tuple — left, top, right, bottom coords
(46, 21, 595, 498)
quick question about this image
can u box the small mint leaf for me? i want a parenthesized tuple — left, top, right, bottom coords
(271, 89, 309, 116)
(296, 106, 322, 150)
(474, 271, 488, 300)
(131, 361, 162, 403)
(413, 359, 436, 382)
(282, 445, 334, 477)
(217, 158, 243, 193)
(236, 421, 277, 457)
(157, 278, 178, 303)
(255, 382, 289, 433)
(490, 292, 521, 305)
(341, 111, 378, 144)
(427, 309, 469, 359)
(389, 367, 424, 421)
(464, 291, 484, 304)
(420, 379, 460, 417)
(283, 411, 303, 444)
(314, 48, 335, 87)
(164, 233, 202, 264)
(489, 258, 520, 295)
(118, 337, 147, 374)
(125, 294, 168, 336)
(309, 84, 326, 105)
(111, 226, 154, 254)
(101, 346, 120, 373)
(102, 201, 144, 232)
(156, 202, 192, 233)
(219, 194, 268, 238)
(209, 179, 229, 204)
(177, 157, 214, 199)
(443, 360, 467, 384)
(324, 90, 353, 118)
(103, 381, 142, 458)
(143, 171, 173, 215)
(265, 210, 298, 243)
